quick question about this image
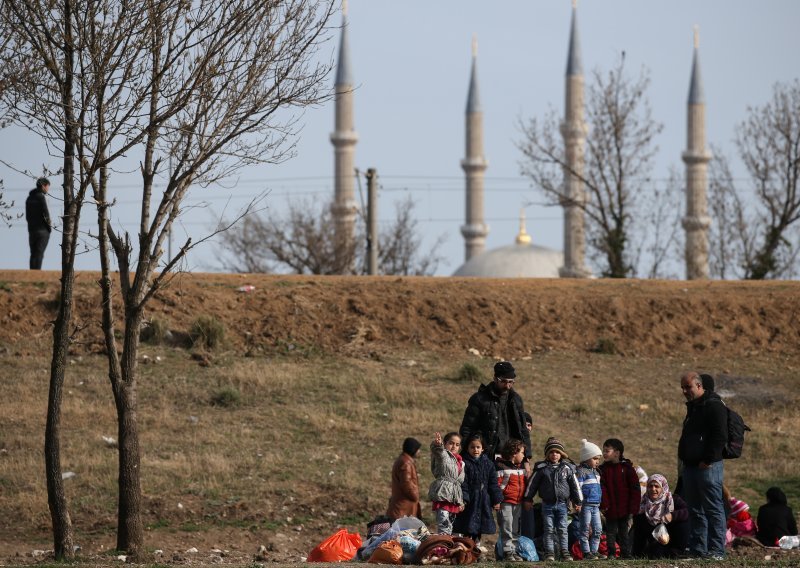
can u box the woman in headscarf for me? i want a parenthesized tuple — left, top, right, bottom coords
(756, 487, 798, 547)
(632, 474, 690, 558)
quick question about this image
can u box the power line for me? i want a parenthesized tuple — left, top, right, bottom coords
(2, 215, 561, 230)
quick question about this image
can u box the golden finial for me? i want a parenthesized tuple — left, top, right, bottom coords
(472, 34, 478, 58)
(342, 0, 348, 17)
(694, 25, 699, 49)
(515, 208, 532, 245)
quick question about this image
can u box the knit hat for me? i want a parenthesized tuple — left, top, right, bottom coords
(579, 439, 602, 463)
(544, 437, 568, 459)
(494, 361, 516, 379)
(729, 498, 749, 517)
(402, 437, 422, 456)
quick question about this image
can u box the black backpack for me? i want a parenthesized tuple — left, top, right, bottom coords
(720, 401, 751, 459)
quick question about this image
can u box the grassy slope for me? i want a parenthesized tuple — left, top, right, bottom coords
(2, 342, 798, 556)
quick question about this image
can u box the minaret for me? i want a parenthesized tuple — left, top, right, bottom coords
(682, 26, 712, 280)
(461, 35, 489, 262)
(330, 0, 358, 269)
(559, 0, 591, 278)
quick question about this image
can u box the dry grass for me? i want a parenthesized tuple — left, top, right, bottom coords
(1, 340, 799, 559)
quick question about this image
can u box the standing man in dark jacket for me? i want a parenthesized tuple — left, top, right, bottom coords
(678, 371, 728, 560)
(25, 177, 52, 270)
(459, 361, 531, 460)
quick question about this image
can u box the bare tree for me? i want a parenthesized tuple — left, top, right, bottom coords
(3, 0, 335, 555)
(517, 57, 663, 278)
(631, 167, 684, 279)
(735, 80, 800, 279)
(708, 149, 750, 279)
(1, 0, 90, 556)
(220, 198, 357, 274)
(219, 195, 445, 275)
(377, 196, 445, 276)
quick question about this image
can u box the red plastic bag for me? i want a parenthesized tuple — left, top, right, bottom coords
(308, 529, 362, 562)
(368, 540, 403, 564)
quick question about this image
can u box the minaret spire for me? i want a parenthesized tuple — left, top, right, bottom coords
(682, 25, 712, 279)
(559, 2, 591, 278)
(566, 0, 583, 77)
(516, 208, 532, 245)
(330, 2, 358, 271)
(461, 35, 489, 261)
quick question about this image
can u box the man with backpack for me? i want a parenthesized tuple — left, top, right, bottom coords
(678, 371, 728, 560)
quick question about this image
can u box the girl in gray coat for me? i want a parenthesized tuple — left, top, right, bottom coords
(428, 431, 465, 534)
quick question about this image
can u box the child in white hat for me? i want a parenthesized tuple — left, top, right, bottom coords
(576, 439, 603, 560)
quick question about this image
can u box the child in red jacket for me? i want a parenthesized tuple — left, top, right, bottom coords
(495, 438, 527, 562)
(599, 438, 640, 559)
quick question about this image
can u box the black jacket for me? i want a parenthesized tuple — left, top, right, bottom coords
(25, 188, 51, 232)
(460, 383, 531, 459)
(678, 391, 728, 466)
(756, 502, 798, 547)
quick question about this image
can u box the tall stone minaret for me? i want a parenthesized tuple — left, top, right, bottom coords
(330, 0, 358, 268)
(682, 26, 711, 280)
(559, 0, 591, 278)
(461, 36, 489, 262)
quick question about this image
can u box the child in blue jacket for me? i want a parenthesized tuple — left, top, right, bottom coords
(575, 439, 603, 559)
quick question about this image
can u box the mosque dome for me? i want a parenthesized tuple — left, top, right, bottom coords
(452, 212, 563, 278)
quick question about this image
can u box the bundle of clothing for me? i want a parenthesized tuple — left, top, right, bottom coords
(414, 535, 480, 565)
(361, 516, 480, 565)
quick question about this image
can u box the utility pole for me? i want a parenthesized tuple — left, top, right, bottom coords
(366, 168, 378, 275)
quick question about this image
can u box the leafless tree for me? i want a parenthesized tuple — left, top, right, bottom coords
(517, 57, 663, 278)
(734, 81, 800, 279)
(377, 196, 445, 276)
(219, 195, 445, 276)
(220, 198, 357, 274)
(631, 167, 683, 279)
(2, 0, 335, 556)
(1, 0, 90, 556)
(707, 149, 750, 279)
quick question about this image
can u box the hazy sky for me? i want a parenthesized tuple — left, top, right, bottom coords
(1, 0, 798, 275)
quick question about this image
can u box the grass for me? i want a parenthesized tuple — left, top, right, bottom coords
(0, 338, 798, 566)
(190, 315, 226, 349)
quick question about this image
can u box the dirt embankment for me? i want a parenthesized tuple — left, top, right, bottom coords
(1, 271, 798, 357)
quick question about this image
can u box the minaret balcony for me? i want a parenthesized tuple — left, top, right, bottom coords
(461, 223, 489, 240)
(681, 149, 712, 164)
(330, 131, 359, 146)
(681, 215, 711, 231)
(461, 157, 487, 171)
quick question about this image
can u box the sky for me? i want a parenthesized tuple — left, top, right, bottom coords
(1, 0, 799, 276)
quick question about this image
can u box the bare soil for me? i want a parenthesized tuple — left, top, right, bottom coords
(2, 271, 799, 359)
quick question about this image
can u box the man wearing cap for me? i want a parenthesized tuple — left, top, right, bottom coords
(25, 177, 52, 270)
(678, 370, 728, 560)
(459, 361, 531, 460)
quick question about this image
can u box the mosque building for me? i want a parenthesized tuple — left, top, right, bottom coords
(330, 3, 710, 280)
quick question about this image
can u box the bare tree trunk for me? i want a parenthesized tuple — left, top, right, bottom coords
(114, 339, 144, 554)
(45, 261, 75, 558)
(44, 0, 78, 557)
